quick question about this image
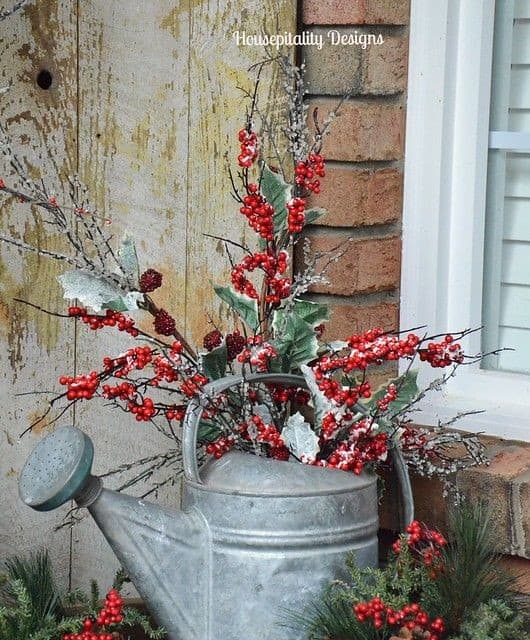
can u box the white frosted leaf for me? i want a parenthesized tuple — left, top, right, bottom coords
(254, 403, 274, 424)
(58, 270, 140, 313)
(118, 234, 139, 281)
(301, 364, 334, 426)
(282, 411, 320, 460)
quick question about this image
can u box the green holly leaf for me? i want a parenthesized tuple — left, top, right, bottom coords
(273, 313, 318, 371)
(260, 164, 291, 236)
(214, 285, 259, 331)
(197, 419, 223, 443)
(272, 299, 328, 340)
(291, 298, 329, 327)
(200, 343, 227, 381)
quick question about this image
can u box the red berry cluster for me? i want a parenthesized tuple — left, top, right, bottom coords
(128, 396, 156, 421)
(139, 268, 163, 292)
(237, 128, 258, 167)
(266, 384, 310, 405)
(149, 355, 179, 385)
(206, 434, 236, 459)
(237, 337, 278, 371)
(59, 372, 99, 401)
(203, 329, 223, 352)
(231, 250, 290, 303)
(102, 381, 135, 400)
(68, 307, 139, 337)
(317, 431, 388, 474)
(251, 414, 284, 448)
(239, 183, 275, 241)
(165, 405, 186, 421)
(180, 372, 208, 398)
(393, 520, 447, 572)
(286, 197, 306, 234)
(62, 588, 124, 640)
(376, 382, 398, 412)
(154, 308, 176, 336)
(269, 445, 290, 461)
(419, 334, 464, 367)
(103, 346, 153, 377)
(354, 597, 445, 639)
(295, 154, 325, 193)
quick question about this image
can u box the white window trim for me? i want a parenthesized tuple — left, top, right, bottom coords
(401, 0, 530, 442)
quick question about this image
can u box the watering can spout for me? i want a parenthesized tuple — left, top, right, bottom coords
(19, 426, 210, 640)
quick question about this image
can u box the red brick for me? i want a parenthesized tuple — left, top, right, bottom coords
(363, 34, 408, 94)
(304, 32, 362, 95)
(325, 301, 398, 340)
(499, 556, 530, 595)
(300, 235, 401, 295)
(303, 0, 410, 25)
(308, 99, 405, 161)
(308, 167, 402, 227)
(456, 445, 530, 557)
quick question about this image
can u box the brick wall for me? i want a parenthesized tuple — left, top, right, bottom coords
(299, 0, 530, 594)
(300, 0, 407, 345)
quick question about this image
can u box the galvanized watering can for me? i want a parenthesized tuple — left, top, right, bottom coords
(19, 373, 414, 640)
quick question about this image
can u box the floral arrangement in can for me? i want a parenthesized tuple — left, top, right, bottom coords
(0, 58, 490, 495)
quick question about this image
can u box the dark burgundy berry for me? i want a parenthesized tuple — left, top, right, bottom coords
(139, 268, 163, 293)
(203, 329, 223, 352)
(154, 308, 176, 336)
(226, 332, 246, 361)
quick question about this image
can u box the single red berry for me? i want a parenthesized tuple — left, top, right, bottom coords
(139, 268, 163, 292)
(203, 329, 223, 351)
(154, 308, 176, 336)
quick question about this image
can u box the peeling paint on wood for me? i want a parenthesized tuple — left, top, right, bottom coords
(1, 0, 296, 590)
(0, 0, 77, 589)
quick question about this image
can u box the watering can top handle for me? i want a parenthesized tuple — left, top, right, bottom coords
(182, 372, 414, 527)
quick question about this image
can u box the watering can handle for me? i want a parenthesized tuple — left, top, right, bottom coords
(182, 372, 414, 527)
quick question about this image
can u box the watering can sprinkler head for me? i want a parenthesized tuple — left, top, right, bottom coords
(19, 425, 102, 511)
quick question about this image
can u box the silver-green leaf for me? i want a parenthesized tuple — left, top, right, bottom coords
(58, 270, 141, 313)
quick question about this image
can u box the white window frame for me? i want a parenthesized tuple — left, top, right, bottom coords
(401, 0, 530, 442)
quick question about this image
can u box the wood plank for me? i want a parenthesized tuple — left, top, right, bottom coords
(0, 0, 77, 589)
(72, 0, 193, 591)
(185, 0, 297, 343)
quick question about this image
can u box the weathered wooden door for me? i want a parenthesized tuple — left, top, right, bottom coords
(0, 0, 295, 590)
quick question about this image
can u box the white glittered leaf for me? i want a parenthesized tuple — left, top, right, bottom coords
(118, 234, 139, 282)
(57, 270, 141, 313)
(282, 411, 320, 460)
(254, 404, 273, 424)
(328, 340, 348, 351)
(301, 364, 334, 426)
